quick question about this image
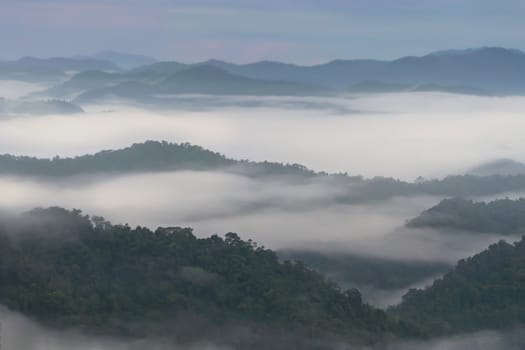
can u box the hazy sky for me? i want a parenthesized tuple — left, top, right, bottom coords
(1, 0, 524, 63)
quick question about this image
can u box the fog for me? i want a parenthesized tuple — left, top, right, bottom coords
(346, 274, 443, 309)
(0, 171, 516, 265)
(0, 306, 231, 350)
(1, 91, 525, 347)
(1, 306, 524, 350)
(368, 327, 525, 350)
(0, 81, 49, 100)
(0, 93, 525, 179)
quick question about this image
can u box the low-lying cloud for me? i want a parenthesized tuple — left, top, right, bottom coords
(1, 305, 524, 350)
(0, 171, 517, 266)
(0, 93, 525, 179)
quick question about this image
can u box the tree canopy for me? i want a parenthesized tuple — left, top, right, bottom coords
(407, 197, 525, 235)
(0, 207, 418, 347)
(392, 237, 525, 335)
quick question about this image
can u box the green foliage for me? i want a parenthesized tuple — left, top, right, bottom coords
(0, 207, 417, 343)
(0, 141, 315, 178)
(408, 197, 525, 234)
(392, 237, 525, 335)
(7, 142, 525, 204)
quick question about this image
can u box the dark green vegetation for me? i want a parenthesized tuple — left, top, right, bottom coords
(5, 141, 525, 204)
(0, 141, 314, 178)
(0, 207, 418, 347)
(408, 197, 525, 235)
(392, 237, 525, 335)
(279, 250, 450, 291)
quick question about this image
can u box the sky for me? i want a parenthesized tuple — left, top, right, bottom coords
(0, 0, 524, 63)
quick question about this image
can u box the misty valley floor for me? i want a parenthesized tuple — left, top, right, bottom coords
(1, 90, 525, 348)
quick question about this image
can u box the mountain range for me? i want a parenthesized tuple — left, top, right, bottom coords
(5, 47, 525, 100)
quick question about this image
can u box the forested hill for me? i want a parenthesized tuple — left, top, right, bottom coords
(0, 207, 418, 348)
(7, 142, 525, 202)
(407, 197, 525, 235)
(0, 141, 315, 178)
(392, 237, 525, 335)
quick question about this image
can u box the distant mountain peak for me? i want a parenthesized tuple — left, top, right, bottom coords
(430, 46, 525, 57)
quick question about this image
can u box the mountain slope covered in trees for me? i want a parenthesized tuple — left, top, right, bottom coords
(392, 237, 525, 335)
(0, 141, 315, 178)
(6, 142, 525, 203)
(407, 197, 525, 235)
(0, 207, 419, 348)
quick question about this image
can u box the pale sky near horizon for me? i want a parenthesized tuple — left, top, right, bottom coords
(1, 0, 523, 64)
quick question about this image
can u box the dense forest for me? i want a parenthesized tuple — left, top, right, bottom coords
(6, 142, 525, 204)
(0, 141, 315, 178)
(408, 197, 525, 235)
(391, 237, 525, 335)
(0, 207, 419, 348)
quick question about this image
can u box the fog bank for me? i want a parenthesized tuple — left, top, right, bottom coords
(0, 171, 517, 265)
(0, 93, 524, 179)
(0, 305, 523, 350)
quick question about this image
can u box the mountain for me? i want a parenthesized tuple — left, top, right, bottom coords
(8, 140, 525, 208)
(0, 207, 419, 347)
(0, 141, 315, 178)
(393, 237, 525, 335)
(41, 46, 525, 101)
(43, 70, 125, 99)
(430, 47, 525, 57)
(10, 47, 525, 93)
(86, 51, 157, 69)
(8, 142, 525, 203)
(155, 65, 329, 95)
(74, 65, 330, 103)
(0, 57, 119, 82)
(195, 47, 525, 93)
(43, 64, 187, 99)
(129, 61, 188, 75)
(469, 159, 525, 176)
(407, 197, 525, 235)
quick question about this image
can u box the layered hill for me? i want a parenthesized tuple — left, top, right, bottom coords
(0, 207, 418, 347)
(199, 47, 525, 93)
(73, 65, 329, 103)
(0, 141, 314, 178)
(393, 237, 525, 335)
(407, 197, 525, 235)
(0, 57, 119, 82)
(6, 142, 525, 204)
(37, 47, 525, 101)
